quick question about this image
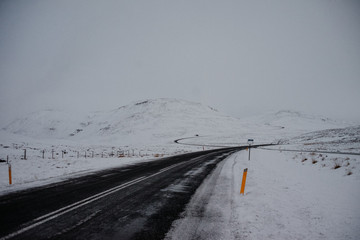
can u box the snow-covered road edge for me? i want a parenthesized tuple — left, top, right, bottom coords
(165, 149, 360, 240)
(0, 143, 202, 195)
(0, 156, 157, 196)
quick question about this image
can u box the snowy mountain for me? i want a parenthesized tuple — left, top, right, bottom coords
(1, 99, 355, 147)
(1, 99, 244, 145)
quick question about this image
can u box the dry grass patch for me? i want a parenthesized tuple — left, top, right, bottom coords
(333, 163, 341, 169)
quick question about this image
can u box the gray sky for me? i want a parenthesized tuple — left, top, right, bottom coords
(1, 0, 360, 126)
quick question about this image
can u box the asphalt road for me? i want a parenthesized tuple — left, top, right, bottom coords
(0, 147, 243, 240)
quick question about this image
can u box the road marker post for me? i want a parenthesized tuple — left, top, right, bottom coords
(8, 163, 12, 185)
(240, 168, 248, 195)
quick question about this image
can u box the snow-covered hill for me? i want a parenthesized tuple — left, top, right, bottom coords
(1, 109, 86, 141)
(1, 99, 354, 147)
(283, 125, 360, 154)
(1, 99, 245, 145)
(176, 109, 353, 147)
(244, 110, 350, 135)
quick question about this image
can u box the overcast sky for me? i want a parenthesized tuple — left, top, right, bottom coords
(1, 0, 360, 126)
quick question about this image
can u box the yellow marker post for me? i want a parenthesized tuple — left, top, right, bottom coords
(8, 164, 12, 185)
(240, 168, 248, 195)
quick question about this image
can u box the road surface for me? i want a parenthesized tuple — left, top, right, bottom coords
(0, 147, 243, 240)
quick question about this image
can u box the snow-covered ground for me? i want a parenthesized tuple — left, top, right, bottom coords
(0, 98, 359, 239)
(0, 140, 201, 195)
(280, 125, 360, 154)
(166, 149, 360, 240)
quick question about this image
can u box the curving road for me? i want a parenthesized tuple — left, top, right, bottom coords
(0, 147, 244, 240)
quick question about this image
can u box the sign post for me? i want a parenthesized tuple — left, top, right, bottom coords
(240, 139, 254, 195)
(247, 139, 254, 161)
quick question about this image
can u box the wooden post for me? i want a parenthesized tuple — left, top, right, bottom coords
(240, 168, 248, 195)
(24, 149, 27, 160)
(52, 149, 54, 159)
(42, 150, 45, 159)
